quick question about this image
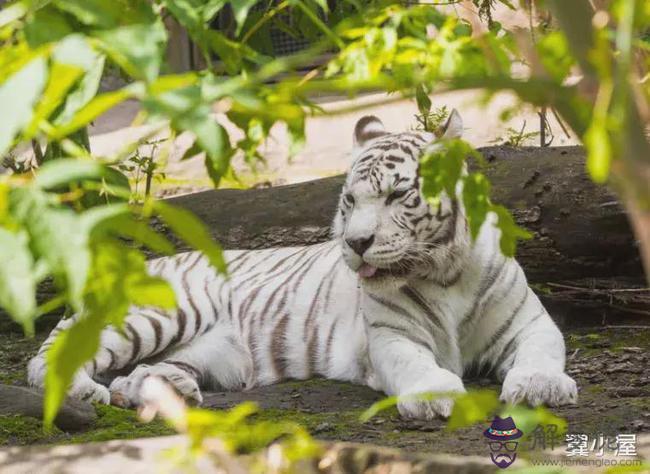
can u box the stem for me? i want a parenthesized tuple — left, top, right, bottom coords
(145, 167, 153, 198)
(31, 140, 43, 166)
(292, 0, 344, 50)
(36, 295, 68, 318)
(242, 1, 290, 44)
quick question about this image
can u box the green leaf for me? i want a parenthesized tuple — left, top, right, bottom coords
(447, 390, 500, 430)
(44, 312, 105, 428)
(0, 229, 37, 335)
(584, 120, 611, 183)
(52, 87, 134, 139)
(462, 173, 491, 241)
(53, 0, 123, 28)
(0, 182, 8, 223)
(201, 123, 233, 185)
(125, 274, 176, 308)
(53, 55, 106, 125)
(145, 86, 234, 185)
(24, 6, 74, 47)
(491, 205, 532, 257)
(536, 31, 574, 82)
(231, 0, 259, 35)
(180, 137, 203, 161)
(203, 0, 227, 23)
(419, 139, 470, 200)
(94, 214, 176, 255)
(0, 2, 27, 29)
(9, 188, 91, 311)
(34, 159, 106, 189)
(154, 201, 226, 273)
(79, 203, 131, 231)
(208, 30, 244, 74)
(0, 56, 48, 156)
(84, 237, 176, 328)
(415, 84, 431, 117)
(52, 34, 99, 70)
(359, 395, 398, 422)
(96, 21, 167, 82)
(23, 63, 84, 140)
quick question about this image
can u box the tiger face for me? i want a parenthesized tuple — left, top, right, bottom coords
(333, 110, 468, 282)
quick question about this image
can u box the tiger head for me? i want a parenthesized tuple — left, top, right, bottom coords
(332, 109, 469, 283)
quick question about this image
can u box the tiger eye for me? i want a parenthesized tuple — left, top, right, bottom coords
(344, 192, 355, 205)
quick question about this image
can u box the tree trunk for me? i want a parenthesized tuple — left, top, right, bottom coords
(25, 146, 645, 331)
(160, 146, 644, 284)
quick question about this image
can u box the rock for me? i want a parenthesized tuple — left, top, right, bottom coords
(314, 422, 334, 434)
(608, 387, 646, 398)
(0, 384, 96, 432)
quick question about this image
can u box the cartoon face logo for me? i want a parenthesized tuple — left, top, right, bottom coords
(483, 416, 523, 469)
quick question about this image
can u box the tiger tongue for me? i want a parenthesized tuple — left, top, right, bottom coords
(357, 263, 378, 278)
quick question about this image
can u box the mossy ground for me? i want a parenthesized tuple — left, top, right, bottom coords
(0, 405, 174, 446)
(0, 325, 648, 456)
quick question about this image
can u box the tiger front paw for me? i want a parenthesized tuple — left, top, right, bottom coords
(500, 367, 578, 407)
(397, 370, 466, 420)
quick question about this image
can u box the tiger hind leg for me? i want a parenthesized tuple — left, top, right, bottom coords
(27, 353, 111, 404)
(27, 299, 217, 402)
(108, 324, 253, 408)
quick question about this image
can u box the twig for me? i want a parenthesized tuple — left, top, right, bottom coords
(242, 0, 289, 44)
(546, 282, 650, 293)
(550, 106, 572, 139)
(537, 107, 546, 147)
(31, 139, 44, 166)
(602, 325, 650, 330)
(607, 305, 650, 317)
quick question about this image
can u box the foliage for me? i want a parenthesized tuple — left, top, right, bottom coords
(493, 121, 540, 147)
(419, 137, 531, 256)
(415, 99, 532, 256)
(118, 139, 167, 200)
(140, 377, 321, 471)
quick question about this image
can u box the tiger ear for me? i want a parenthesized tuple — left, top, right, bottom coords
(354, 115, 386, 147)
(435, 109, 463, 139)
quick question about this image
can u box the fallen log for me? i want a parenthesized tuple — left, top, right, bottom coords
(161, 146, 644, 284)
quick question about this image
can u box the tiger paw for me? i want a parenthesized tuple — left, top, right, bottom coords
(397, 370, 466, 420)
(68, 380, 111, 404)
(500, 367, 578, 407)
(28, 355, 110, 404)
(109, 363, 203, 408)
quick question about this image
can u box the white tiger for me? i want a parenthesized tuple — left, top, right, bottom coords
(28, 110, 577, 419)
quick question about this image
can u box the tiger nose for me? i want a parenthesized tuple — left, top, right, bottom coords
(346, 235, 375, 256)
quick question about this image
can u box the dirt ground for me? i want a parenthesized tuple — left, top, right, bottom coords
(1, 319, 648, 457)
